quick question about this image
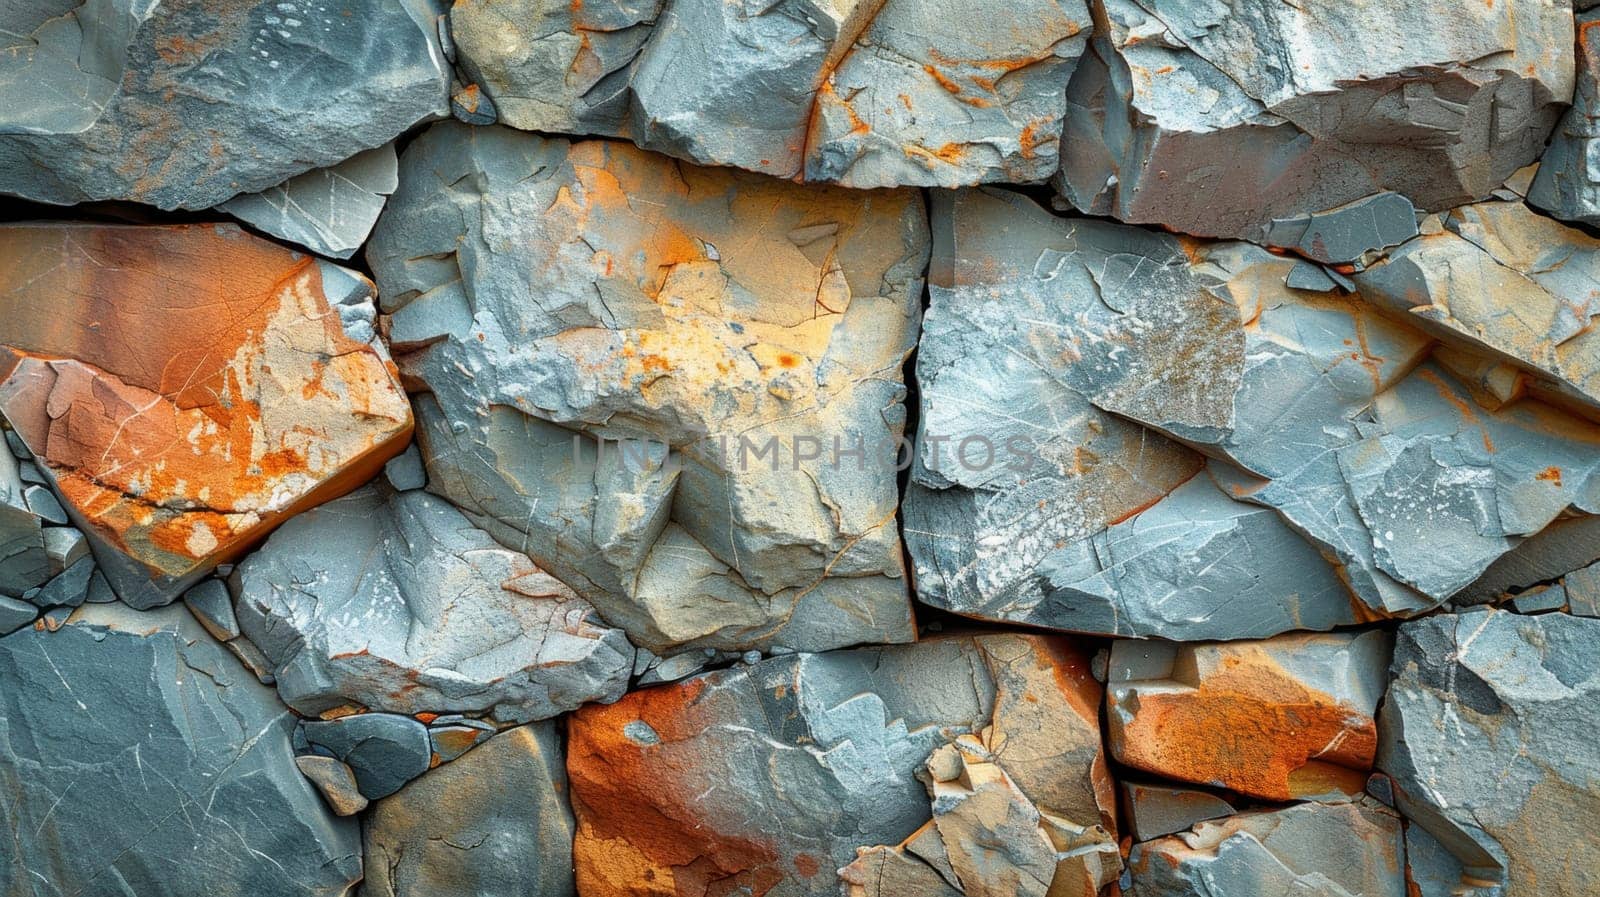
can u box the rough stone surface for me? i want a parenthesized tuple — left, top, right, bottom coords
(0, 1, 448, 210)
(1530, 10, 1600, 226)
(447, 0, 1093, 187)
(294, 754, 368, 816)
(299, 712, 432, 801)
(234, 483, 633, 722)
(367, 122, 927, 656)
(566, 633, 1111, 897)
(363, 723, 577, 897)
(0, 223, 413, 609)
(1057, 0, 1573, 239)
(220, 144, 399, 259)
(905, 187, 1374, 637)
(0, 603, 361, 895)
(1355, 200, 1600, 415)
(1107, 630, 1391, 801)
(1126, 799, 1406, 897)
(1379, 609, 1600, 895)
(1121, 781, 1236, 843)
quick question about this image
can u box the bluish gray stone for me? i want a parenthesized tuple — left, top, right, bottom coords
(0, 603, 361, 896)
(219, 144, 399, 259)
(300, 712, 432, 801)
(234, 484, 633, 723)
(1263, 192, 1418, 267)
(1126, 800, 1405, 897)
(363, 723, 577, 897)
(0, 594, 36, 635)
(30, 554, 92, 608)
(1529, 9, 1600, 227)
(1379, 609, 1600, 896)
(0, 0, 448, 210)
(0, 437, 49, 598)
(183, 578, 239, 642)
(1057, 0, 1572, 239)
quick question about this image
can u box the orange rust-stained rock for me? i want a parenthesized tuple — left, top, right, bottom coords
(1106, 631, 1392, 802)
(0, 223, 412, 608)
(567, 634, 1113, 897)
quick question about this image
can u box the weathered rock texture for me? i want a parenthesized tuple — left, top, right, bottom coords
(1126, 799, 1406, 897)
(0, 603, 361, 895)
(1530, 9, 1600, 225)
(367, 122, 927, 656)
(233, 483, 633, 722)
(1057, 0, 1574, 239)
(219, 144, 399, 259)
(447, 0, 1094, 187)
(566, 633, 1111, 897)
(363, 722, 577, 897)
(0, 223, 413, 609)
(908, 187, 1600, 631)
(1379, 609, 1600, 896)
(0, 0, 448, 210)
(1107, 631, 1391, 801)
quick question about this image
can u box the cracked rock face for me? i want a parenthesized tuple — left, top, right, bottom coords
(905, 188, 1366, 639)
(1057, 0, 1574, 239)
(565, 633, 1111, 897)
(447, 0, 1092, 187)
(846, 733, 1121, 897)
(233, 483, 633, 722)
(0, 0, 448, 210)
(366, 122, 927, 656)
(1107, 631, 1391, 802)
(219, 144, 400, 260)
(909, 187, 1600, 628)
(0, 603, 361, 896)
(1379, 609, 1600, 896)
(363, 722, 577, 897)
(1354, 199, 1600, 416)
(0, 223, 414, 610)
(1126, 799, 1406, 897)
(1530, 10, 1600, 226)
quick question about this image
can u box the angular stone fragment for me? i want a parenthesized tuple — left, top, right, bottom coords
(300, 712, 432, 801)
(1121, 782, 1236, 843)
(0, 594, 37, 635)
(905, 188, 1369, 636)
(363, 723, 577, 897)
(368, 123, 927, 655)
(0, 223, 413, 609)
(448, 0, 1092, 187)
(184, 578, 239, 643)
(1126, 800, 1405, 897)
(0, 1, 448, 210)
(0, 603, 361, 895)
(427, 718, 495, 764)
(1379, 609, 1600, 895)
(1058, 0, 1573, 239)
(1530, 11, 1600, 226)
(566, 633, 1112, 897)
(220, 144, 399, 259)
(1107, 630, 1390, 801)
(915, 735, 1120, 897)
(1355, 200, 1600, 415)
(0, 440, 50, 597)
(840, 836, 964, 897)
(294, 754, 368, 816)
(233, 484, 633, 722)
(1263, 192, 1418, 267)
(449, 0, 662, 135)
